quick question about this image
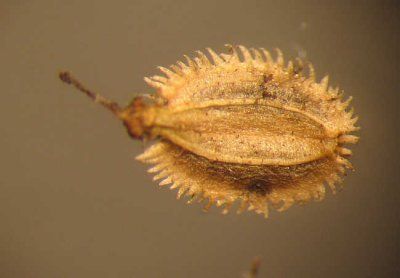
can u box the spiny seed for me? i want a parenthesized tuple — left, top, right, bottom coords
(59, 44, 359, 218)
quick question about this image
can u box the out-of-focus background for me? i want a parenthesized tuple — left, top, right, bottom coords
(1, 1, 399, 277)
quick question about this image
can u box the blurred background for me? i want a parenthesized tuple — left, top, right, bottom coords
(1, 1, 399, 277)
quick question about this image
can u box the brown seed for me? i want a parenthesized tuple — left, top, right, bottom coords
(59, 45, 359, 218)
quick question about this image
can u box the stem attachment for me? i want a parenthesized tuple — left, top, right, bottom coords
(59, 71, 122, 116)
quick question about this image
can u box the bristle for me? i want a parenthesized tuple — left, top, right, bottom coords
(250, 48, 264, 63)
(320, 75, 329, 92)
(238, 45, 253, 62)
(328, 86, 340, 99)
(327, 181, 336, 193)
(337, 165, 346, 175)
(206, 48, 224, 65)
(293, 58, 304, 74)
(341, 96, 353, 110)
(185, 186, 197, 196)
(151, 75, 168, 83)
(159, 177, 173, 186)
(170, 65, 183, 75)
(237, 200, 248, 214)
(147, 163, 168, 173)
(338, 134, 359, 144)
(222, 202, 233, 214)
(219, 53, 230, 62)
(187, 194, 197, 204)
(308, 63, 316, 81)
(196, 195, 205, 203)
(347, 108, 354, 118)
(196, 51, 211, 67)
(147, 167, 158, 173)
(224, 44, 240, 62)
(326, 173, 341, 193)
(256, 204, 269, 218)
(203, 198, 214, 212)
(158, 66, 176, 78)
(184, 55, 198, 70)
(153, 170, 169, 181)
(337, 147, 352, 156)
(169, 182, 179, 189)
(350, 116, 359, 127)
(177, 61, 189, 71)
(145, 156, 163, 164)
(276, 198, 294, 212)
(286, 61, 294, 72)
(297, 193, 311, 204)
(260, 48, 273, 63)
(144, 77, 164, 89)
(313, 185, 326, 201)
(336, 156, 353, 170)
(193, 57, 202, 68)
(177, 186, 188, 199)
(135, 144, 166, 162)
(275, 48, 284, 66)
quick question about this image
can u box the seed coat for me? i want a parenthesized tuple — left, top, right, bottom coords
(60, 44, 359, 217)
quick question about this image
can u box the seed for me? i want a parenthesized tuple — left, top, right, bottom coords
(59, 45, 359, 218)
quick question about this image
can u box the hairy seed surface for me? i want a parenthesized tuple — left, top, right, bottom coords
(60, 44, 359, 218)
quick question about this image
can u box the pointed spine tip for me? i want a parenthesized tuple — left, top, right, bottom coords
(206, 47, 224, 65)
(158, 66, 177, 78)
(260, 48, 273, 63)
(196, 50, 211, 66)
(159, 177, 173, 186)
(307, 63, 316, 80)
(224, 44, 239, 61)
(250, 48, 263, 63)
(275, 48, 284, 65)
(320, 75, 329, 91)
(238, 45, 252, 62)
(144, 77, 165, 90)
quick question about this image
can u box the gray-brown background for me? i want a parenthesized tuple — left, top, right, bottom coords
(1, 1, 399, 277)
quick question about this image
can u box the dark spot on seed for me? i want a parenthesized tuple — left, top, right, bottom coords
(263, 74, 273, 84)
(262, 90, 277, 99)
(259, 74, 274, 92)
(247, 179, 272, 196)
